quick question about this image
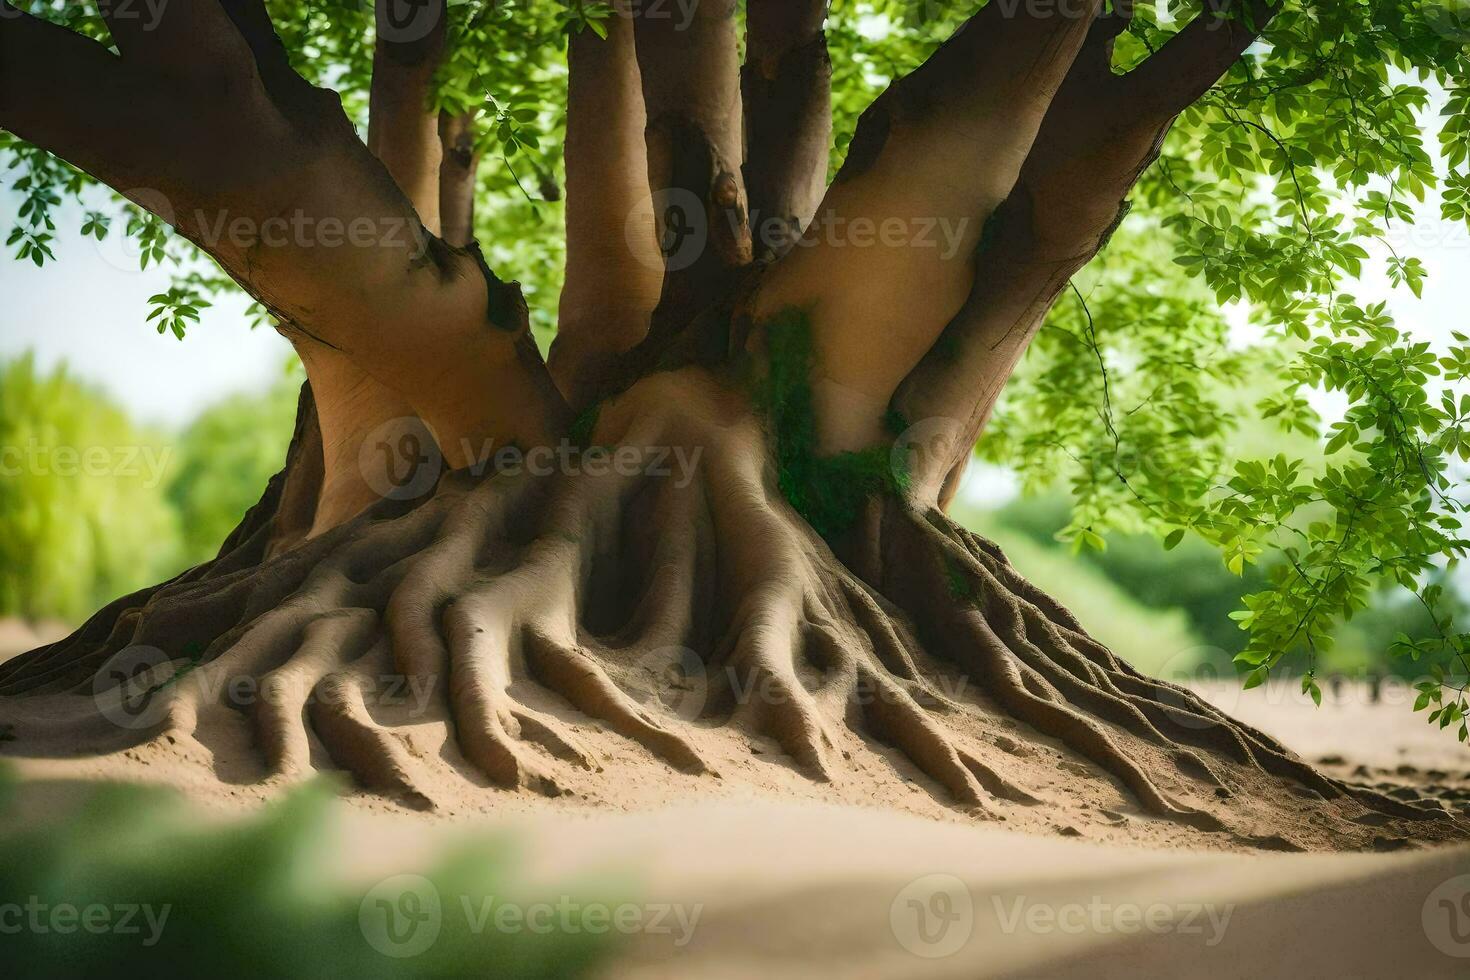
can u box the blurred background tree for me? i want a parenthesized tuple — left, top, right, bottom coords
(0, 355, 179, 623)
(166, 372, 300, 566)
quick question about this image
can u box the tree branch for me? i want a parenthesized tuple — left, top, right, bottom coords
(437, 109, 480, 247)
(750, 0, 1102, 455)
(893, 0, 1282, 507)
(631, 0, 752, 344)
(1, 0, 569, 530)
(1124, 0, 1280, 120)
(549, 8, 664, 407)
(368, 0, 449, 233)
(742, 0, 832, 262)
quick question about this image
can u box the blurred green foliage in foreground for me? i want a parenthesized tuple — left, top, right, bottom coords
(0, 765, 612, 979)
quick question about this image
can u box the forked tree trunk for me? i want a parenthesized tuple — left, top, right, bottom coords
(1, 0, 1461, 849)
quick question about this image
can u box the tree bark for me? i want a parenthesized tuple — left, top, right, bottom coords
(894, 1, 1283, 505)
(631, 0, 752, 345)
(7, 0, 1448, 853)
(367, 0, 448, 234)
(550, 7, 665, 408)
(742, 0, 832, 262)
(438, 110, 480, 248)
(750, 0, 1102, 455)
(1, 0, 570, 529)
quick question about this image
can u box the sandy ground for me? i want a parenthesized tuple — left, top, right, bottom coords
(4, 620, 1470, 977)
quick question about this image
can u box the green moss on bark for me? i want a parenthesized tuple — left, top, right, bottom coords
(754, 308, 910, 538)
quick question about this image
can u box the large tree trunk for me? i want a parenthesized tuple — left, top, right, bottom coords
(0, 363, 1456, 845)
(1, 0, 1455, 850)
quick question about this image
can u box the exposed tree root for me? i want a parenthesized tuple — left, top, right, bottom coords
(1, 369, 1464, 850)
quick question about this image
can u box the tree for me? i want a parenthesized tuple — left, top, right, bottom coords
(166, 374, 300, 565)
(0, 355, 181, 623)
(2, 0, 1468, 841)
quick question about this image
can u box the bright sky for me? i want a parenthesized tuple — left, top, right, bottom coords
(0, 196, 292, 428)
